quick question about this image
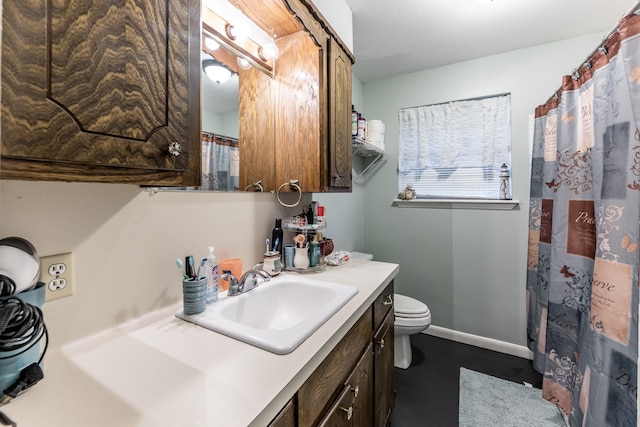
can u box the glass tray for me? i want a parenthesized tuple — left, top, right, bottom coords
(283, 263, 327, 273)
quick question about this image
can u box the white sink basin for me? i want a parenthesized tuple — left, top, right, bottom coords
(175, 275, 358, 354)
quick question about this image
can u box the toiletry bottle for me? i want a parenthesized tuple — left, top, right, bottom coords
(206, 246, 218, 304)
(271, 219, 283, 253)
(352, 105, 358, 138)
(357, 113, 366, 140)
(317, 206, 325, 227)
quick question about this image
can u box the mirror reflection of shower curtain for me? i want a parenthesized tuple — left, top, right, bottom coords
(526, 9, 639, 427)
(201, 132, 239, 191)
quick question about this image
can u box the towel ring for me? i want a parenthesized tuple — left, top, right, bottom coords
(276, 179, 302, 207)
(243, 181, 264, 192)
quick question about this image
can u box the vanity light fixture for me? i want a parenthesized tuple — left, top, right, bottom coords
(203, 59, 233, 84)
(202, 0, 276, 76)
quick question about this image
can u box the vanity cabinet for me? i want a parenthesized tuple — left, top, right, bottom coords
(1, 0, 201, 186)
(238, 0, 354, 193)
(269, 280, 395, 427)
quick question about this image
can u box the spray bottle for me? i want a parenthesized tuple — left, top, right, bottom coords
(206, 246, 219, 304)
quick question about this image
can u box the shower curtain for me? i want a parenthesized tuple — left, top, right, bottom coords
(200, 132, 239, 191)
(527, 10, 639, 427)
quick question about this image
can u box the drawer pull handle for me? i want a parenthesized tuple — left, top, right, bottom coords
(341, 406, 353, 420)
(382, 294, 393, 305)
(379, 338, 385, 349)
(351, 385, 359, 398)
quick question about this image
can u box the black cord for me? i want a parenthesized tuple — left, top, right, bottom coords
(0, 278, 16, 298)
(0, 410, 16, 427)
(0, 297, 47, 363)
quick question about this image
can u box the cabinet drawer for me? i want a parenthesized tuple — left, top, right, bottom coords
(372, 281, 394, 332)
(298, 311, 372, 427)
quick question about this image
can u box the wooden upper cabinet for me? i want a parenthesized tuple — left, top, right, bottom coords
(274, 30, 323, 193)
(1, 0, 201, 185)
(238, 0, 354, 193)
(328, 36, 353, 190)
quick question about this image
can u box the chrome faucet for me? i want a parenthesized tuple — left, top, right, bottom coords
(222, 268, 270, 296)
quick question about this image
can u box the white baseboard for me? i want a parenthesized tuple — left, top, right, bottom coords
(424, 325, 534, 360)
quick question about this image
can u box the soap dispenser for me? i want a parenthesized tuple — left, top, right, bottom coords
(205, 246, 218, 304)
(271, 219, 283, 253)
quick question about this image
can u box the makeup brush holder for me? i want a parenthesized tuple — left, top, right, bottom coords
(293, 247, 310, 269)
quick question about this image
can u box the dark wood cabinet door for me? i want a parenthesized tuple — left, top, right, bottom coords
(374, 311, 395, 427)
(328, 36, 352, 190)
(1, 0, 201, 185)
(268, 399, 296, 427)
(319, 344, 373, 427)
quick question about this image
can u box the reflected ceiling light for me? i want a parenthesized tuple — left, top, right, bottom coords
(237, 57, 252, 70)
(204, 36, 220, 51)
(203, 59, 233, 84)
(259, 43, 280, 61)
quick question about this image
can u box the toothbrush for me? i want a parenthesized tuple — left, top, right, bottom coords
(176, 258, 188, 279)
(185, 255, 195, 279)
(196, 257, 207, 279)
(266, 239, 270, 253)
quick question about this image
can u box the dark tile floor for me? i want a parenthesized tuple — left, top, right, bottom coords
(390, 333, 543, 427)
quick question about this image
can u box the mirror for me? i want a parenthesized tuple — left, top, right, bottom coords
(200, 46, 241, 192)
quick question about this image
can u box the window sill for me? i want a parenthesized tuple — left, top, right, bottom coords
(393, 199, 520, 210)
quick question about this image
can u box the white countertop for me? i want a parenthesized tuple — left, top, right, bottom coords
(3, 259, 398, 427)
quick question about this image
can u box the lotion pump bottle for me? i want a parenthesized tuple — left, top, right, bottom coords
(206, 246, 218, 304)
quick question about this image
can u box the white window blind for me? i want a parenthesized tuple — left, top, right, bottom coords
(398, 93, 512, 199)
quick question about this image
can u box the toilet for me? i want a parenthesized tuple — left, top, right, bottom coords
(393, 293, 431, 369)
(349, 252, 432, 369)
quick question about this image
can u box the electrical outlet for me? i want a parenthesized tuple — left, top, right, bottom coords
(40, 253, 74, 301)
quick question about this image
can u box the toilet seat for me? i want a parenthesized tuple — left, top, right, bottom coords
(395, 313, 431, 328)
(394, 294, 430, 318)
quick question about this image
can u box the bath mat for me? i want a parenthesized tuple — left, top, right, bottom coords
(459, 367, 565, 427)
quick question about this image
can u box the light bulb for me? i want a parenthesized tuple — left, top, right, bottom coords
(204, 37, 220, 51)
(227, 21, 249, 40)
(260, 43, 279, 61)
(237, 57, 252, 70)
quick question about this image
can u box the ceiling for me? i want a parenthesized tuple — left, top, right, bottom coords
(344, 0, 638, 83)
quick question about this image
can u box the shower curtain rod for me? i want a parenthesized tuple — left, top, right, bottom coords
(548, 0, 640, 100)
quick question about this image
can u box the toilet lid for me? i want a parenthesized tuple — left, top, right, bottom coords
(394, 294, 430, 318)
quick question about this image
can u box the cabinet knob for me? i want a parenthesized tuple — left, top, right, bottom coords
(382, 294, 393, 305)
(340, 406, 353, 421)
(168, 141, 182, 156)
(378, 338, 385, 349)
(350, 385, 359, 398)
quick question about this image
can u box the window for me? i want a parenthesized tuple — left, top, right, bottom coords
(398, 93, 512, 199)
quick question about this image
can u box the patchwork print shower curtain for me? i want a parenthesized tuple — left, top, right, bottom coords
(527, 11, 639, 427)
(200, 132, 239, 191)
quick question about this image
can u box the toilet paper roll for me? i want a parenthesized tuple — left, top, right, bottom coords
(365, 120, 385, 148)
